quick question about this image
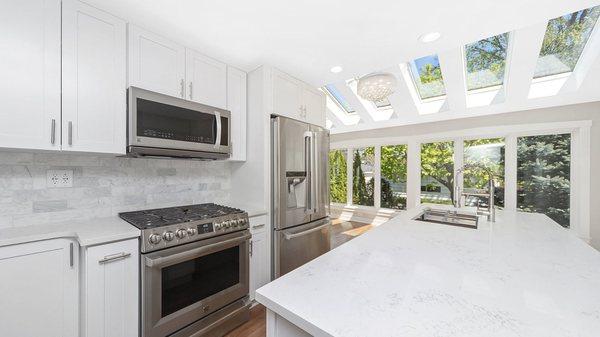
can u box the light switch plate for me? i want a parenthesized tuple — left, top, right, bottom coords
(46, 169, 73, 188)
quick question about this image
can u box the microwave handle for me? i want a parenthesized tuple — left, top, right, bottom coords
(214, 111, 221, 148)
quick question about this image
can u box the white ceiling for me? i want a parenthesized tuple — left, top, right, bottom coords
(85, 0, 600, 133)
(84, 0, 600, 86)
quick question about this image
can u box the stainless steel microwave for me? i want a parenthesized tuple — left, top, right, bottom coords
(127, 87, 231, 160)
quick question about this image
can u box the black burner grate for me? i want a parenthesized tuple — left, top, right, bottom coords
(119, 203, 244, 229)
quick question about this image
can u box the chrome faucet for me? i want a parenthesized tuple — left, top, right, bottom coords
(453, 164, 496, 222)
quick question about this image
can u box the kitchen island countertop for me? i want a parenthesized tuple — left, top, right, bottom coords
(256, 205, 600, 337)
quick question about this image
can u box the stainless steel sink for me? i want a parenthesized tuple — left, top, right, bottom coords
(413, 208, 479, 229)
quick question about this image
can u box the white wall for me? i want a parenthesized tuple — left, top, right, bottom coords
(332, 101, 600, 250)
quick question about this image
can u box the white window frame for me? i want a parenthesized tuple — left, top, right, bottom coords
(330, 120, 592, 241)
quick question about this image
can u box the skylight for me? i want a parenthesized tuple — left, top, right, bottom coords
(464, 33, 509, 91)
(534, 5, 600, 79)
(324, 84, 355, 114)
(408, 54, 446, 100)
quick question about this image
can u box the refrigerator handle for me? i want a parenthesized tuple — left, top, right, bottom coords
(311, 131, 318, 214)
(304, 132, 313, 214)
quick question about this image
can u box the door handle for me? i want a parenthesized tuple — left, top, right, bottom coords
(304, 132, 313, 213)
(283, 220, 330, 240)
(214, 111, 221, 148)
(50, 119, 56, 145)
(99, 252, 131, 264)
(68, 121, 73, 146)
(189, 81, 193, 100)
(311, 132, 318, 213)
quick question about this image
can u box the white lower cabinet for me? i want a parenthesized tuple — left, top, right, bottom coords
(0, 239, 78, 337)
(249, 215, 270, 300)
(80, 239, 139, 337)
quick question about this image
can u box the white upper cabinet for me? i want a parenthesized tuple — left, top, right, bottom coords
(128, 25, 186, 98)
(302, 85, 326, 127)
(0, 0, 61, 150)
(0, 239, 78, 337)
(81, 239, 138, 337)
(272, 69, 303, 121)
(62, 0, 126, 154)
(186, 49, 227, 109)
(271, 67, 326, 127)
(227, 66, 247, 161)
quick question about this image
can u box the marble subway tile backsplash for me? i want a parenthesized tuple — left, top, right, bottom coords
(0, 151, 231, 228)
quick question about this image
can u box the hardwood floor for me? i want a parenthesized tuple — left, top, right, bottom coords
(224, 304, 266, 337)
(224, 220, 372, 337)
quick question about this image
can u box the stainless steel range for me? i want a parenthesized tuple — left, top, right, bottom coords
(119, 203, 251, 337)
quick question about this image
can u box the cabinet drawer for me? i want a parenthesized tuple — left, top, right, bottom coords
(249, 215, 268, 234)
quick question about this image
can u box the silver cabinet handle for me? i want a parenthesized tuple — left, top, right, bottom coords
(180, 79, 185, 98)
(69, 243, 74, 267)
(189, 81, 193, 100)
(51, 119, 56, 145)
(214, 111, 221, 148)
(68, 121, 73, 146)
(252, 224, 265, 229)
(249, 240, 253, 257)
(99, 252, 131, 264)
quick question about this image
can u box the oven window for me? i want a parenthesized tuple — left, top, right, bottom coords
(161, 246, 240, 317)
(137, 98, 216, 144)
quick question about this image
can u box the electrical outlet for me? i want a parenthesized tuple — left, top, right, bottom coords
(46, 170, 73, 188)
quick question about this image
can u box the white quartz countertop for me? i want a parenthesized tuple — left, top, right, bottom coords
(0, 216, 140, 248)
(256, 205, 600, 337)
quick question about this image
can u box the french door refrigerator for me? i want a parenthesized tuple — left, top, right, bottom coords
(271, 115, 331, 278)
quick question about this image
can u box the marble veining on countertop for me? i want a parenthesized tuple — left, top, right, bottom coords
(0, 216, 140, 247)
(256, 205, 600, 337)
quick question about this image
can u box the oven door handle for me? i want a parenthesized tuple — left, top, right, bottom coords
(145, 232, 251, 268)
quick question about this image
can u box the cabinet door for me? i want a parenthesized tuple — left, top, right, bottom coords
(82, 239, 138, 337)
(302, 86, 326, 127)
(249, 215, 270, 300)
(0, 0, 61, 150)
(62, 0, 126, 154)
(128, 25, 186, 98)
(0, 239, 78, 337)
(272, 69, 303, 121)
(227, 66, 247, 161)
(186, 49, 227, 108)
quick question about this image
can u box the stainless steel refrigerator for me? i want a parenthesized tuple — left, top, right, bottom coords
(271, 115, 331, 278)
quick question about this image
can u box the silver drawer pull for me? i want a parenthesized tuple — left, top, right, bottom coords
(252, 224, 265, 229)
(99, 252, 131, 264)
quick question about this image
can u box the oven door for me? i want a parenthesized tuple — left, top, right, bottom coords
(141, 230, 250, 337)
(128, 86, 231, 154)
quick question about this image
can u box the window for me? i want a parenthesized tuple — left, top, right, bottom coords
(463, 138, 505, 208)
(374, 98, 392, 109)
(381, 145, 407, 210)
(420, 141, 454, 205)
(465, 33, 509, 91)
(408, 54, 446, 100)
(329, 149, 347, 203)
(534, 6, 600, 79)
(352, 147, 374, 206)
(324, 84, 355, 114)
(517, 134, 571, 227)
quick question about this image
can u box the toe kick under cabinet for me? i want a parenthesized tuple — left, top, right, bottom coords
(80, 239, 139, 337)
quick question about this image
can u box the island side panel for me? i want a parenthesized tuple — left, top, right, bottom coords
(267, 309, 312, 337)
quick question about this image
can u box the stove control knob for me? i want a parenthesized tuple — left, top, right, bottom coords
(224, 220, 231, 229)
(175, 229, 187, 239)
(163, 231, 175, 241)
(187, 228, 197, 236)
(148, 234, 162, 245)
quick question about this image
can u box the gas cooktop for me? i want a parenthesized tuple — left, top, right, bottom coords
(119, 203, 245, 229)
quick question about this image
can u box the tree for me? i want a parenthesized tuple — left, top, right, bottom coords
(352, 148, 374, 206)
(465, 33, 508, 89)
(420, 142, 454, 202)
(463, 138, 505, 207)
(328, 150, 347, 203)
(517, 134, 571, 227)
(380, 145, 408, 209)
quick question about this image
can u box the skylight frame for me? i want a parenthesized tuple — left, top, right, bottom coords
(407, 54, 447, 101)
(323, 84, 356, 114)
(533, 5, 600, 79)
(463, 32, 511, 92)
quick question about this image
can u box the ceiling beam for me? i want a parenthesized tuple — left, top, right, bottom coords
(334, 81, 374, 123)
(504, 23, 547, 103)
(326, 107, 344, 127)
(385, 65, 420, 120)
(438, 47, 467, 113)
